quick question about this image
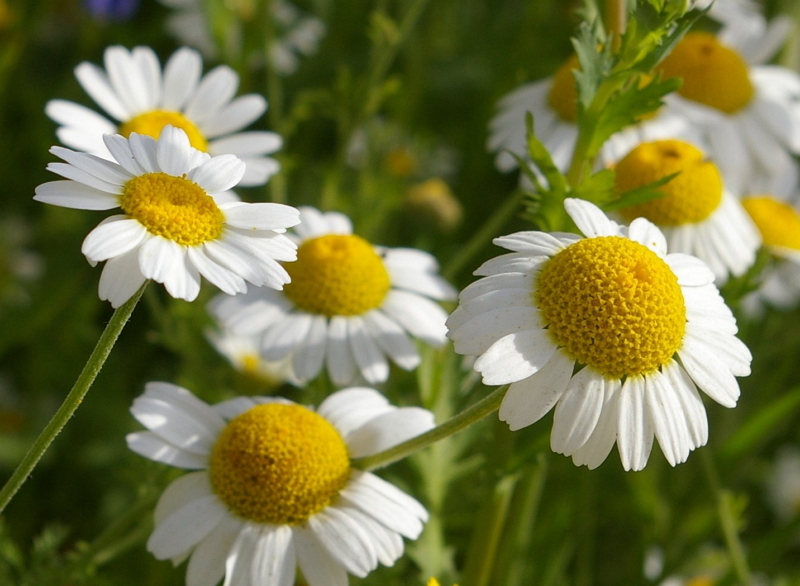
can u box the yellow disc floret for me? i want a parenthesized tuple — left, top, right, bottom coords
(742, 195, 800, 251)
(119, 110, 208, 152)
(657, 31, 754, 114)
(283, 234, 391, 316)
(120, 172, 225, 246)
(548, 54, 581, 122)
(209, 403, 351, 525)
(616, 140, 723, 226)
(536, 236, 686, 378)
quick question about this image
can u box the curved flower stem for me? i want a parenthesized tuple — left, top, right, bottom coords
(0, 282, 148, 515)
(352, 385, 508, 471)
(701, 448, 754, 586)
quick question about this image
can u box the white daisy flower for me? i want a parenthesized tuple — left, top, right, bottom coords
(45, 45, 282, 187)
(210, 207, 457, 386)
(127, 382, 433, 586)
(740, 193, 800, 312)
(655, 30, 800, 194)
(446, 198, 752, 471)
(206, 328, 300, 387)
(34, 126, 299, 307)
(614, 139, 761, 283)
(486, 54, 702, 175)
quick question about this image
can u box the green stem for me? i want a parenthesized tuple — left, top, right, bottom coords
(0, 282, 148, 515)
(352, 385, 507, 471)
(443, 190, 524, 281)
(701, 448, 754, 586)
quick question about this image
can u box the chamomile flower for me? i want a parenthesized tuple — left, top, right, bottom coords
(46, 45, 281, 187)
(447, 198, 751, 471)
(34, 126, 299, 307)
(206, 328, 299, 387)
(210, 207, 457, 386)
(655, 30, 800, 193)
(615, 139, 760, 283)
(487, 54, 699, 175)
(127, 383, 433, 586)
(741, 194, 800, 311)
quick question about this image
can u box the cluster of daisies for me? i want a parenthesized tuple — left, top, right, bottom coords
(30, 0, 787, 582)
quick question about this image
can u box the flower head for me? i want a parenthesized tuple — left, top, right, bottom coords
(34, 126, 299, 307)
(655, 30, 800, 193)
(614, 139, 761, 283)
(46, 45, 282, 187)
(741, 193, 800, 311)
(210, 207, 456, 386)
(127, 383, 433, 586)
(447, 199, 751, 471)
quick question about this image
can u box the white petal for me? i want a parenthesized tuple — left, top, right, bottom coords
(139, 238, 201, 301)
(185, 65, 239, 123)
(156, 125, 193, 176)
(346, 407, 435, 458)
(326, 316, 358, 385)
(34, 180, 119, 210)
(104, 134, 147, 175)
(570, 379, 621, 469)
(75, 61, 130, 121)
(317, 387, 393, 437)
(46, 162, 121, 193)
(617, 376, 655, 471)
(447, 305, 540, 356)
(499, 349, 574, 431)
(294, 527, 348, 586)
(645, 369, 691, 467)
(628, 217, 668, 255)
(153, 471, 213, 525)
(202, 97, 268, 139)
(97, 247, 147, 308)
(474, 328, 557, 386)
(147, 495, 226, 560)
(222, 202, 300, 231)
(45, 99, 116, 137)
(162, 47, 202, 111)
(186, 517, 243, 586)
(189, 154, 246, 193)
(104, 46, 151, 115)
(187, 247, 247, 296)
(208, 129, 283, 157)
(82, 216, 148, 262)
(49, 146, 131, 186)
(348, 317, 389, 384)
(550, 368, 606, 455)
(141, 381, 227, 435)
(250, 525, 296, 586)
(261, 313, 313, 361)
(340, 470, 428, 538)
(363, 310, 420, 371)
(493, 231, 579, 255)
(126, 431, 207, 468)
(564, 198, 621, 237)
(307, 507, 377, 578)
(128, 133, 160, 173)
(678, 336, 742, 408)
(292, 315, 328, 382)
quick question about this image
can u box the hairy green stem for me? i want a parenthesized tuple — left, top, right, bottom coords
(0, 283, 147, 514)
(352, 385, 507, 471)
(701, 448, 754, 586)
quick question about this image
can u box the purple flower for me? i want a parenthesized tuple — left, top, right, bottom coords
(83, 0, 138, 21)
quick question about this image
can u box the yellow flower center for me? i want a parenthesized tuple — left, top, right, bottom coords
(742, 196, 800, 251)
(120, 172, 225, 246)
(536, 236, 686, 378)
(283, 234, 391, 316)
(118, 110, 208, 152)
(615, 140, 723, 226)
(548, 54, 581, 122)
(209, 403, 351, 525)
(657, 31, 754, 114)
